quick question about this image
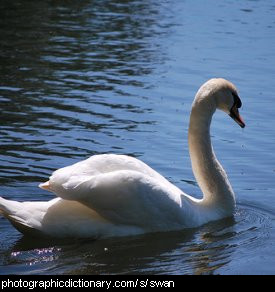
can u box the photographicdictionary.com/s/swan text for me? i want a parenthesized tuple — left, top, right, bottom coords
(1, 278, 175, 290)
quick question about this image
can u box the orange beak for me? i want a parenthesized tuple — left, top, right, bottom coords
(229, 105, 245, 128)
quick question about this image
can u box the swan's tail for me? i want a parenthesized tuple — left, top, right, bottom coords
(0, 196, 42, 236)
(0, 196, 21, 217)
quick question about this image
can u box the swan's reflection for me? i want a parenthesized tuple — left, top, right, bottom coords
(8, 216, 236, 275)
(186, 217, 236, 275)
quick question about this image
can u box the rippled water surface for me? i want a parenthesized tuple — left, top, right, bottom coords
(1, 0, 275, 275)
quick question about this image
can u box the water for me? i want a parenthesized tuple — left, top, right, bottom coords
(0, 0, 275, 275)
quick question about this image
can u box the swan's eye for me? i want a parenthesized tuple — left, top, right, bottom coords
(232, 92, 242, 108)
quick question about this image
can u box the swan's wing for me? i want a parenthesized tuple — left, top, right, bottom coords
(39, 154, 187, 231)
(49, 170, 185, 231)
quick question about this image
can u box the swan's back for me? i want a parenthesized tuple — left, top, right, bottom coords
(50, 154, 167, 185)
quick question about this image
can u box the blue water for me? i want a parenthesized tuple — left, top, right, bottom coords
(0, 0, 275, 275)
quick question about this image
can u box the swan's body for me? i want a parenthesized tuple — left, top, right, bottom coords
(0, 78, 245, 238)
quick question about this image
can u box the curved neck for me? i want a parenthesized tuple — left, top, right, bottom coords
(188, 100, 235, 215)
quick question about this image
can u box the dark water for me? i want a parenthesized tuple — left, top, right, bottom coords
(1, 0, 275, 275)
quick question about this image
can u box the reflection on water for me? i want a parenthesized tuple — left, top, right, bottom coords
(0, 0, 165, 186)
(1, 206, 271, 275)
(1, 0, 275, 274)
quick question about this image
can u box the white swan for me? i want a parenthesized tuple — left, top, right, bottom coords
(0, 78, 245, 238)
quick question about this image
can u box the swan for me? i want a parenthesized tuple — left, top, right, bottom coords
(0, 78, 245, 238)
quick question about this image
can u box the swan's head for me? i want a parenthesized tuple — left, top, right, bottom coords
(195, 78, 245, 128)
